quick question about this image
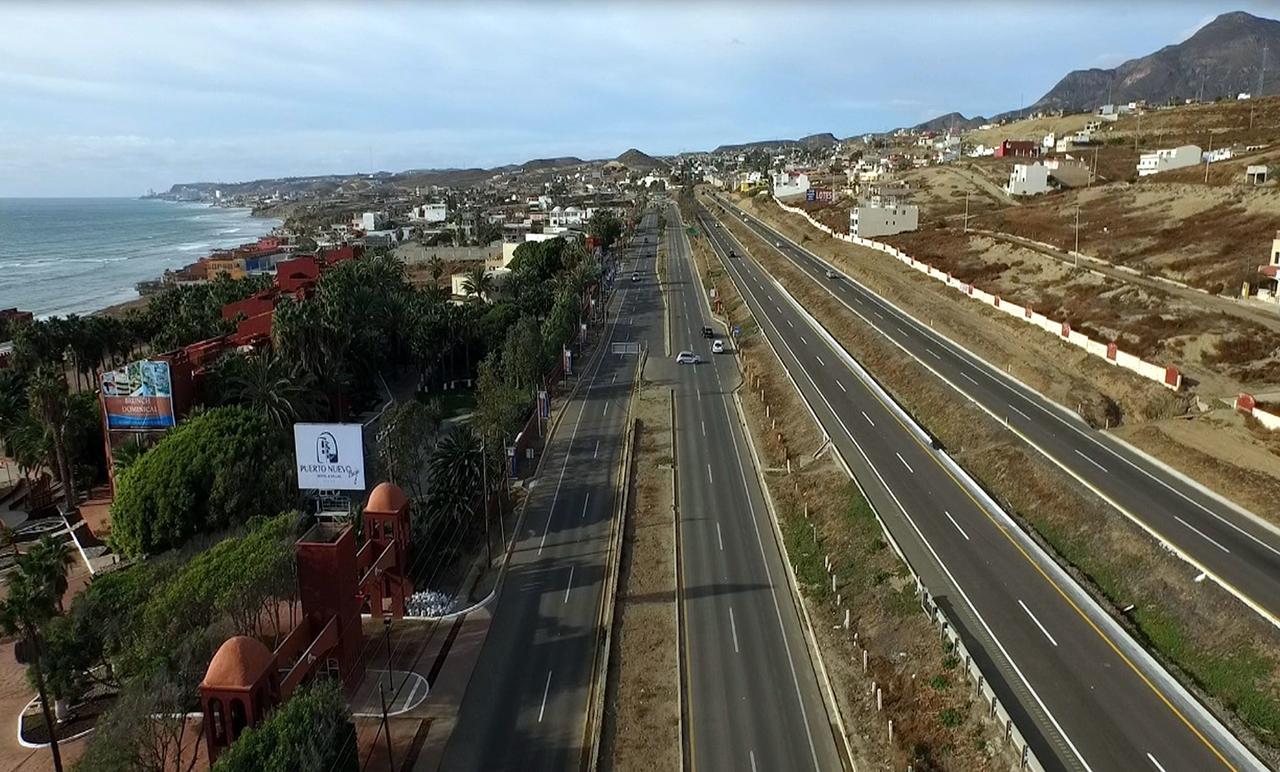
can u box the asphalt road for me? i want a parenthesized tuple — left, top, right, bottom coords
(695, 202, 1264, 772)
(441, 211, 664, 771)
(662, 203, 845, 772)
(716, 194, 1280, 631)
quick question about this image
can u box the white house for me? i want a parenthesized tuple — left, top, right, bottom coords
(772, 171, 811, 198)
(849, 201, 918, 238)
(410, 203, 448, 223)
(1006, 162, 1051, 196)
(1042, 132, 1057, 149)
(1137, 145, 1202, 177)
(359, 211, 388, 231)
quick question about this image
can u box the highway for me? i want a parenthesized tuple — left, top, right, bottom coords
(441, 211, 663, 770)
(714, 194, 1280, 631)
(663, 203, 845, 771)
(695, 202, 1264, 772)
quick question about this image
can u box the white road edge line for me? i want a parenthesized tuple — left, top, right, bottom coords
(836, 380, 847, 393)
(861, 411, 874, 426)
(717, 521, 724, 551)
(1018, 600, 1059, 647)
(581, 493, 590, 520)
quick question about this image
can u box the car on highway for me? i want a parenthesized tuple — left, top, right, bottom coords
(775, 240, 783, 248)
(728, 249, 736, 258)
(675, 350, 700, 365)
(711, 339, 725, 354)
(825, 269, 838, 279)
(701, 325, 715, 338)
(631, 271, 640, 282)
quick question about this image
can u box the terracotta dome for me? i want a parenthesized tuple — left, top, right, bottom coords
(202, 636, 274, 690)
(366, 481, 408, 513)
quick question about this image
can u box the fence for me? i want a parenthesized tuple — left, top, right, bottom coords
(767, 195, 1182, 391)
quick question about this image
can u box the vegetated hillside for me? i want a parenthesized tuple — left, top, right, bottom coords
(1024, 11, 1280, 114)
(616, 148, 669, 171)
(517, 156, 586, 171)
(911, 112, 988, 133)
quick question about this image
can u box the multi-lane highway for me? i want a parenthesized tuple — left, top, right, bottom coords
(695, 201, 1264, 772)
(715, 194, 1280, 631)
(441, 212, 663, 770)
(663, 203, 845, 772)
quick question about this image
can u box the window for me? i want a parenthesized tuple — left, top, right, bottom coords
(209, 698, 226, 744)
(230, 698, 248, 740)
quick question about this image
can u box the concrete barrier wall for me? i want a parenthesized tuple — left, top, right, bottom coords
(770, 196, 1182, 391)
(1235, 394, 1280, 431)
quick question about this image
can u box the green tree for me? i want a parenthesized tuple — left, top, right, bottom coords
(108, 407, 293, 557)
(376, 399, 442, 500)
(588, 209, 624, 252)
(27, 368, 77, 510)
(0, 542, 70, 772)
(502, 316, 546, 393)
(460, 265, 494, 301)
(212, 679, 357, 772)
(216, 350, 326, 429)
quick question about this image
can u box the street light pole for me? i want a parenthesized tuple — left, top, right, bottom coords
(963, 192, 970, 234)
(383, 616, 393, 692)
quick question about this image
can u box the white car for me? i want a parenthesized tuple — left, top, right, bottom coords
(825, 269, 838, 279)
(775, 241, 783, 248)
(711, 340, 725, 354)
(675, 350, 701, 365)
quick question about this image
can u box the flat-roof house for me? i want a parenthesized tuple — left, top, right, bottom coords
(1137, 145, 1201, 176)
(1006, 162, 1051, 197)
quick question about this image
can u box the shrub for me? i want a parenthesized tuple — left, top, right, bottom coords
(213, 679, 357, 772)
(109, 407, 293, 557)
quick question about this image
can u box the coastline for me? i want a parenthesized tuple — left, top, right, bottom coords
(5, 200, 282, 320)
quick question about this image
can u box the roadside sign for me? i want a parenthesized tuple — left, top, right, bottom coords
(732, 324, 742, 337)
(538, 390, 550, 419)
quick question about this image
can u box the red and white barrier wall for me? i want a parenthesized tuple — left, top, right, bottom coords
(770, 196, 1182, 391)
(1235, 394, 1280, 431)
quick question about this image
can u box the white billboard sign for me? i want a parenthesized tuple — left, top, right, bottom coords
(294, 423, 366, 491)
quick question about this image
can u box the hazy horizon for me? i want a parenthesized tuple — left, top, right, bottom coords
(4, 1, 1278, 197)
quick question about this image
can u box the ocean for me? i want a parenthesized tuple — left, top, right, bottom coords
(0, 198, 282, 318)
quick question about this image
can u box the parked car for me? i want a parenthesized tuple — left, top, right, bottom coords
(712, 340, 725, 354)
(675, 350, 701, 365)
(701, 326, 715, 338)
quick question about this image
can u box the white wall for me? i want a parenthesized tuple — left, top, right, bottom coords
(1006, 163, 1050, 196)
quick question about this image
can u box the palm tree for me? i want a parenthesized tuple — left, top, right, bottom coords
(27, 369, 76, 511)
(23, 536, 71, 612)
(0, 548, 68, 772)
(222, 351, 326, 429)
(460, 266, 493, 302)
(425, 425, 489, 559)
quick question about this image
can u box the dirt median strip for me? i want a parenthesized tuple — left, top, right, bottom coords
(710, 193, 1280, 765)
(682, 199, 1020, 771)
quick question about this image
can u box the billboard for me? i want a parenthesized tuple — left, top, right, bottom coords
(293, 423, 366, 490)
(100, 360, 176, 430)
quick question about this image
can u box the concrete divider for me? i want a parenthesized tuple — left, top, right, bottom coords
(1235, 393, 1280, 431)
(769, 195, 1182, 391)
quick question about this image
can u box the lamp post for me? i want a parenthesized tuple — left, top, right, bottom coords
(1074, 202, 1081, 265)
(383, 616, 393, 692)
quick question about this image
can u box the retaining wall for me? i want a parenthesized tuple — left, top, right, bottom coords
(769, 196, 1182, 391)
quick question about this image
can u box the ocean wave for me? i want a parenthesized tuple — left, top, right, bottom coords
(176, 242, 211, 252)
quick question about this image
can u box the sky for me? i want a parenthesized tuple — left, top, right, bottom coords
(2, 1, 1278, 197)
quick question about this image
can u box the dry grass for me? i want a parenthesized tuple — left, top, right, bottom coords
(712, 201, 1280, 763)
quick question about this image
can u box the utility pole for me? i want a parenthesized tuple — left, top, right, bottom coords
(1074, 202, 1081, 264)
(1205, 134, 1213, 184)
(1091, 146, 1099, 187)
(1261, 44, 1269, 96)
(963, 192, 970, 233)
